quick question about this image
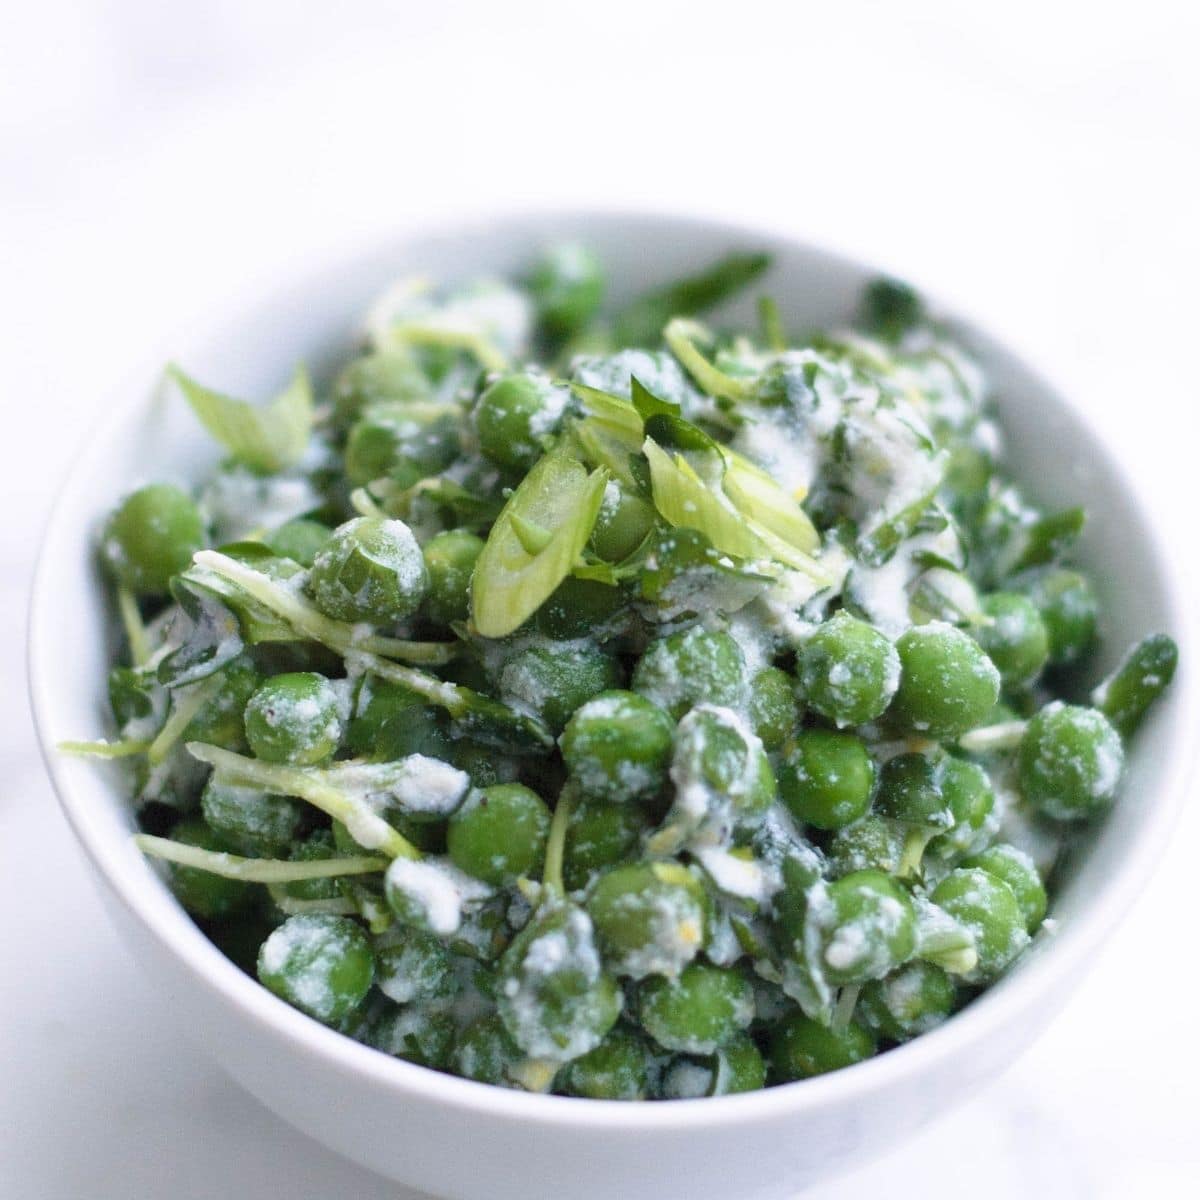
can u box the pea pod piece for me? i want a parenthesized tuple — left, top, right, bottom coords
(471, 447, 609, 638)
(1091, 633, 1178, 738)
(993, 506, 1086, 580)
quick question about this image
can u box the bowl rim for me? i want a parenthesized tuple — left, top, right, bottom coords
(27, 205, 1200, 1133)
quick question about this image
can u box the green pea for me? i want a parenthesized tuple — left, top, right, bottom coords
(639, 963, 755, 1055)
(374, 927, 458, 1004)
(264, 519, 332, 568)
(778, 730, 875, 831)
(859, 276, 923, 341)
(1015, 567, 1098, 666)
(444, 739, 521, 790)
(560, 690, 674, 802)
(422, 529, 485, 626)
(345, 679, 447, 762)
(447, 783, 552, 885)
(1018, 702, 1123, 821)
(165, 816, 255, 919)
(973, 592, 1049, 689)
(712, 1033, 768, 1094)
(282, 829, 340, 901)
(344, 400, 459, 486)
(962, 844, 1047, 933)
(474, 373, 569, 472)
(659, 1034, 766, 1098)
(632, 627, 746, 720)
(499, 643, 622, 734)
(875, 753, 952, 830)
(100, 483, 206, 595)
(529, 243, 604, 339)
(748, 666, 800, 751)
(586, 862, 706, 980)
(497, 902, 621, 1062)
(858, 961, 957, 1041)
(557, 1025, 657, 1100)
(660, 705, 775, 847)
(816, 869, 917, 985)
(534, 576, 625, 639)
(244, 672, 342, 765)
(332, 351, 430, 429)
(200, 778, 307, 856)
(891, 621, 1000, 738)
(257, 913, 375, 1024)
(308, 516, 429, 624)
(368, 1003, 457, 1070)
(589, 484, 656, 564)
(925, 756, 995, 862)
(182, 656, 262, 752)
(798, 612, 900, 727)
(563, 795, 651, 892)
(826, 815, 905, 878)
(769, 1013, 876, 1081)
(454, 1014, 526, 1088)
(930, 867, 1029, 982)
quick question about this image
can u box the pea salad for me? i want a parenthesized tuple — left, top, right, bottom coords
(69, 244, 1177, 1099)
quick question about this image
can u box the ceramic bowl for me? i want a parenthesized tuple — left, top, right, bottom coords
(29, 210, 1196, 1200)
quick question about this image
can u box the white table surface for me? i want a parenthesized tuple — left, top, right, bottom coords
(3, 3, 1199, 1195)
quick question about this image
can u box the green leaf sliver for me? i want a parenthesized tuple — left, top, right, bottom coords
(170, 364, 314, 474)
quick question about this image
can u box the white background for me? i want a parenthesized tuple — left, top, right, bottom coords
(3, 2, 1199, 1196)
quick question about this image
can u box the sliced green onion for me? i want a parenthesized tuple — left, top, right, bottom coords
(471, 447, 609, 638)
(644, 436, 764, 560)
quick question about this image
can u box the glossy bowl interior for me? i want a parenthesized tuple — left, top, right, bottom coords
(29, 211, 1196, 1200)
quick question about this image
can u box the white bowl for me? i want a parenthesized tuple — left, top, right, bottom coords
(29, 211, 1197, 1200)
